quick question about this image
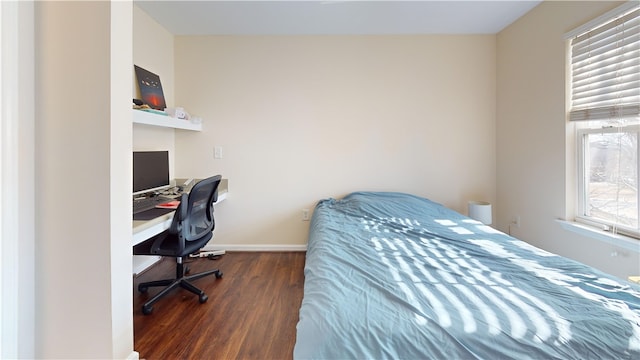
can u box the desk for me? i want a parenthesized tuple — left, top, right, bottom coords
(132, 178, 228, 274)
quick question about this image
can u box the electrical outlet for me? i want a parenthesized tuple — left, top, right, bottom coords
(302, 209, 310, 221)
(512, 216, 521, 228)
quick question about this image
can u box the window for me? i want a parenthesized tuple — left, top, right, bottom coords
(577, 125, 639, 235)
(568, 3, 640, 237)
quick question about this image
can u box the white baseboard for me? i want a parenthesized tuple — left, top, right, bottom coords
(127, 351, 140, 360)
(132, 255, 161, 276)
(201, 243, 307, 252)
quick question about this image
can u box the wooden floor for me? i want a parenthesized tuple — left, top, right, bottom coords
(133, 252, 306, 360)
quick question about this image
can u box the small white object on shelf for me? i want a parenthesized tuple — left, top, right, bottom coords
(165, 107, 188, 119)
(132, 109, 202, 131)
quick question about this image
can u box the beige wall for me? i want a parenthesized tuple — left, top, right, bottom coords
(132, 5, 174, 107)
(35, 1, 133, 358)
(173, 35, 497, 247)
(132, 6, 176, 177)
(497, 0, 639, 279)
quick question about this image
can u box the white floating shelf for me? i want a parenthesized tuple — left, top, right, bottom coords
(132, 109, 202, 131)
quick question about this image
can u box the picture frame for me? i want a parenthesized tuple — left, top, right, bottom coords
(134, 65, 167, 111)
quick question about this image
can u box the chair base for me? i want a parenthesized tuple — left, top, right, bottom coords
(138, 265, 223, 315)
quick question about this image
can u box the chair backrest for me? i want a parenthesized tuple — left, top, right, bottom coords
(169, 175, 222, 243)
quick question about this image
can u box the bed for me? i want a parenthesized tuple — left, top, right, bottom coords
(294, 192, 640, 359)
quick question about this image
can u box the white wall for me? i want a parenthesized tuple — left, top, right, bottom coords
(496, 1, 640, 279)
(1, 1, 35, 358)
(109, 1, 135, 358)
(174, 35, 497, 247)
(34, 1, 133, 358)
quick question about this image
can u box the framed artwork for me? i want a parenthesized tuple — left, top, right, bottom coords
(134, 65, 167, 110)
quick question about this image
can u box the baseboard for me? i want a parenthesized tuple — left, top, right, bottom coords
(132, 255, 161, 276)
(201, 243, 307, 252)
(127, 351, 140, 360)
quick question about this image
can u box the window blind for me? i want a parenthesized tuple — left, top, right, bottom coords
(569, 7, 640, 122)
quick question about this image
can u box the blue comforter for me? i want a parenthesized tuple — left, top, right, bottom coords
(294, 192, 640, 359)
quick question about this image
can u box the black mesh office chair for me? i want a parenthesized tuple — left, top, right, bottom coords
(134, 175, 223, 315)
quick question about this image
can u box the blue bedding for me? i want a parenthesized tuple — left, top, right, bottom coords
(294, 192, 640, 359)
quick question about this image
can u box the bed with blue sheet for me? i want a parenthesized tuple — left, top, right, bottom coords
(294, 192, 640, 359)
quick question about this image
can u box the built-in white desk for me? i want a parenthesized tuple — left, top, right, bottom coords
(132, 178, 228, 274)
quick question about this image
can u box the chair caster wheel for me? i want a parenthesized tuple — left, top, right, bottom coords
(138, 285, 148, 293)
(185, 266, 191, 275)
(215, 271, 223, 279)
(199, 294, 208, 303)
(142, 305, 153, 315)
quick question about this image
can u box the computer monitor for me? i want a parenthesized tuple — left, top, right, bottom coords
(133, 151, 170, 196)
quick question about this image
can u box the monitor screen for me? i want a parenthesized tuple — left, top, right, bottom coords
(133, 151, 170, 195)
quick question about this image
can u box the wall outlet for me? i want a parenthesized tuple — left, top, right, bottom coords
(302, 209, 310, 221)
(512, 215, 521, 228)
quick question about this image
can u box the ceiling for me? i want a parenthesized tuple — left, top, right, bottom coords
(134, 0, 542, 35)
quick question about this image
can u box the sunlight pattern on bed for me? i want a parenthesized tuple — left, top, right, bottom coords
(368, 216, 572, 345)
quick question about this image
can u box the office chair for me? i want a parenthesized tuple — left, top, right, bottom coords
(134, 175, 223, 315)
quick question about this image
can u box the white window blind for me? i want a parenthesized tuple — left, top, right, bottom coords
(569, 6, 640, 122)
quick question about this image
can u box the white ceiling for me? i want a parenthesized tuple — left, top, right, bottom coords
(134, 0, 542, 35)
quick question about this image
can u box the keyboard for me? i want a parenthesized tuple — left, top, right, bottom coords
(133, 196, 174, 214)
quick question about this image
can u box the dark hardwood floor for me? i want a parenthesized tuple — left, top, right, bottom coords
(133, 252, 306, 360)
